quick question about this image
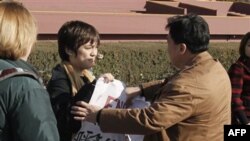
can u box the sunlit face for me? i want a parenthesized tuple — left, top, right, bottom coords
(167, 33, 180, 69)
(69, 41, 98, 71)
(245, 39, 250, 57)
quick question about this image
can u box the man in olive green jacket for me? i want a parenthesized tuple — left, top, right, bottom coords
(71, 14, 231, 141)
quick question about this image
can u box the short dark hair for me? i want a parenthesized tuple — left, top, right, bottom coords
(166, 13, 210, 53)
(239, 32, 250, 57)
(57, 20, 100, 61)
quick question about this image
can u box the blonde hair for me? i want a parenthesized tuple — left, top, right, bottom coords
(0, 1, 37, 60)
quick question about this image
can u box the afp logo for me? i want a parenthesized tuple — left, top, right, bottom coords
(224, 125, 250, 141)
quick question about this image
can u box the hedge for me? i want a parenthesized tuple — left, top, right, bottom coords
(28, 41, 240, 86)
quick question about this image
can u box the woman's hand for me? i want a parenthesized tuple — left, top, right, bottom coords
(99, 73, 114, 83)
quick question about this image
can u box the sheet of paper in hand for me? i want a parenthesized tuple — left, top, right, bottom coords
(72, 77, 128, 141)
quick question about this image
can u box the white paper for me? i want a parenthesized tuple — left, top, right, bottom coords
(72, 78, 127, 141)
(89, 78, 127, 108)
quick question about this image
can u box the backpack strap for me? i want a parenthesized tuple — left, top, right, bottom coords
(0, 67, 44, 85)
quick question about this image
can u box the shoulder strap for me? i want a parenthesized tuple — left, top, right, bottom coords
(0, 67, 44, 85)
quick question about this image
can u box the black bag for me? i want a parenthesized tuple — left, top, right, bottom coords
(70, 79, 96, 133)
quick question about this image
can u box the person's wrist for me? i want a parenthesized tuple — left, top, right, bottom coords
(96, 109, 103, 124)
(139, 84, 144, 97)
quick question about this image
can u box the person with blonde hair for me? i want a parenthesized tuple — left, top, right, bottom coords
(0, 1, 59, 141)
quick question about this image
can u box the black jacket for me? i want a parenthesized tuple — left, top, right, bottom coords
(0, 59, 59, 141)
(47, 64, 95, 141)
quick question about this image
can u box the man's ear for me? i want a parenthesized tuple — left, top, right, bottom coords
(65, 48, 74, 56)
(178, 43, 187, 55)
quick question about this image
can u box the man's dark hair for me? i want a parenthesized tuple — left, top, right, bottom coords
(166, 13, 210, 53)
(58, 20, 100, 61)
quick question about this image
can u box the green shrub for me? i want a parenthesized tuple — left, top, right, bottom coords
(28, 41, 240, 86)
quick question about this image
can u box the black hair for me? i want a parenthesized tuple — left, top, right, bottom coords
(166, 13, 210, 53)
(239, 32, 250, 57)
(57, 20, 100, 61)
